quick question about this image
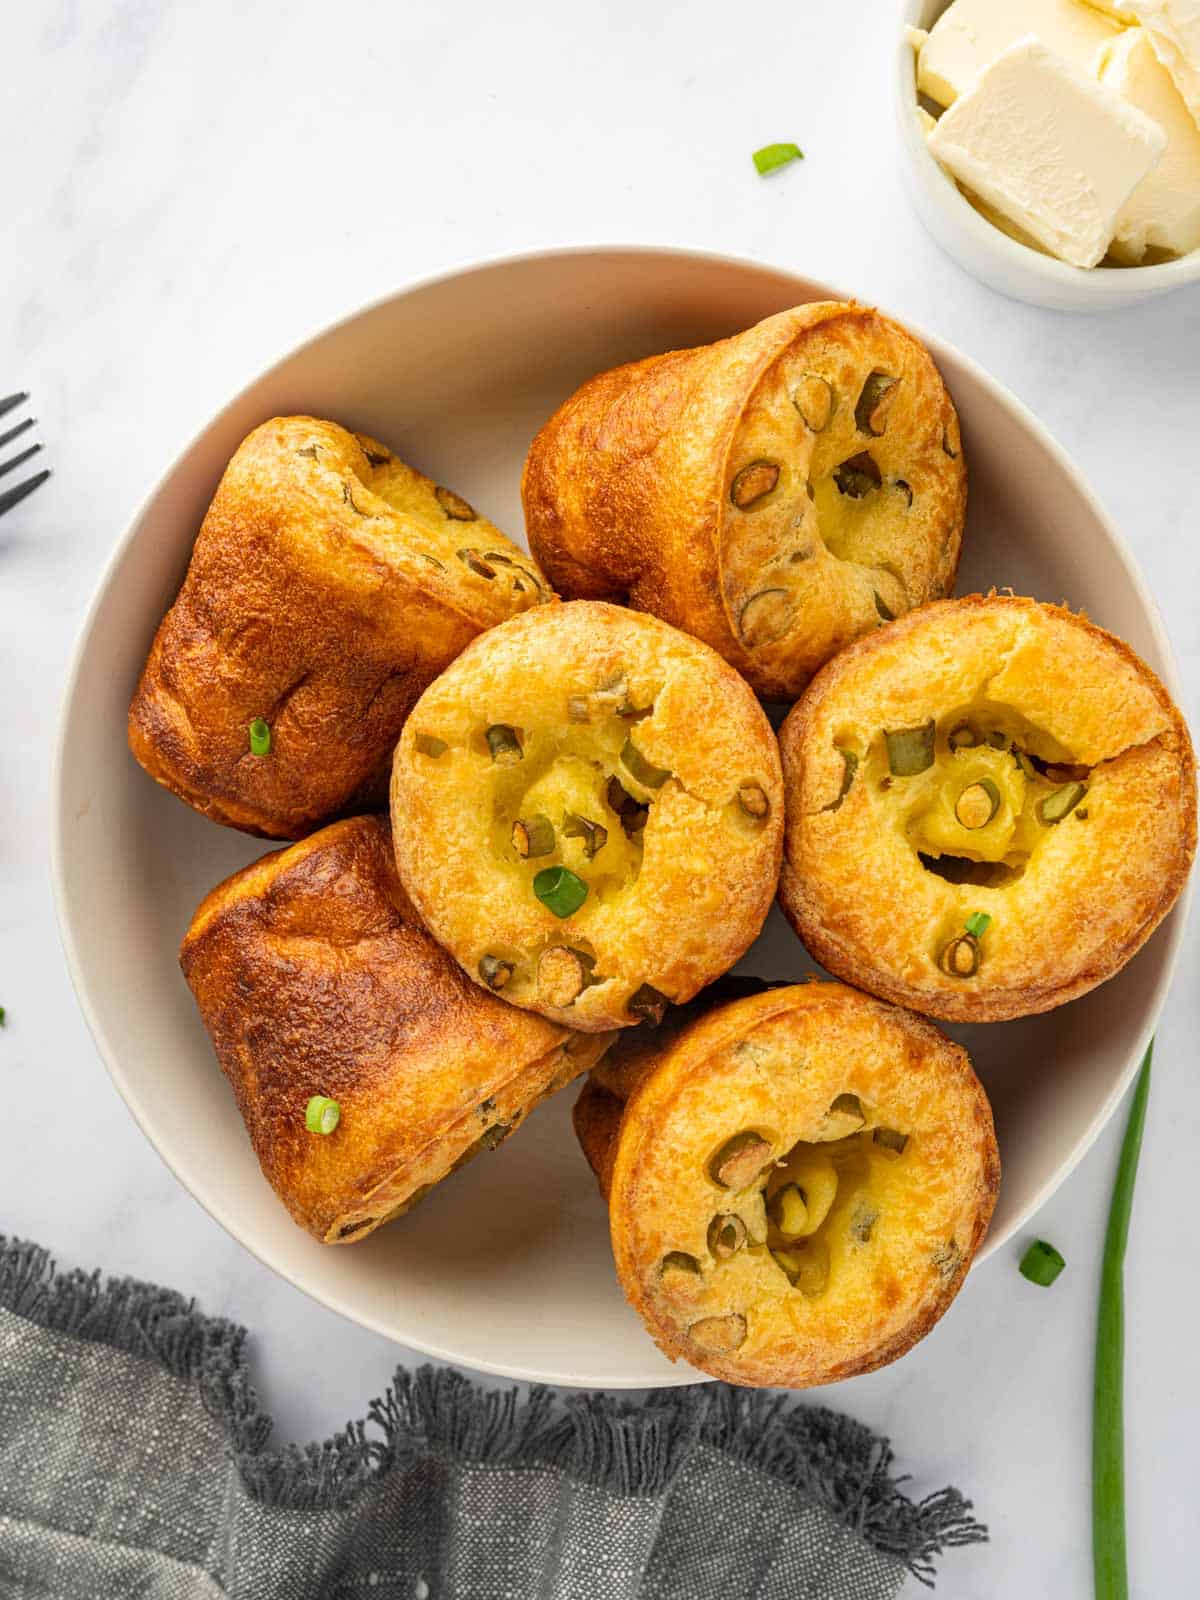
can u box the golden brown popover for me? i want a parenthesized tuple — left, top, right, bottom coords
(389, 601, 783, 1031)
(522, 302, 965, 701)
(130, 417, 552, 838)
(180, 816, 609, 1243)
(574, 981, 999, 1388)
(779, 595, 1197, 1022)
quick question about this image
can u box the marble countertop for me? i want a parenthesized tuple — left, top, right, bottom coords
(4, 1, 1198, 1594)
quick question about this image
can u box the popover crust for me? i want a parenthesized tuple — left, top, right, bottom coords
(574, 982, 999, 1388)
(779, 595, 1197, 1021)
(130, 416, 552, 838)
(389, 601, 783, 1030)
(180, 816, 609, 1243)
(522, 302, 965, 700)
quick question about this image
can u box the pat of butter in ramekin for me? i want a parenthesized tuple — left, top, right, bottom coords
(1085, 0, 1200, 122)
(917, 0, 1120, 104)
(1102, 27, 1200, 260)
(927, 36, 1167, 268)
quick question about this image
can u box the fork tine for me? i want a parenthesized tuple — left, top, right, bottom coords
(0, 416, 34, 451)
(0, 469, 50, 518)
(0, 442, 43, 481)
(0, 392, 29, 420)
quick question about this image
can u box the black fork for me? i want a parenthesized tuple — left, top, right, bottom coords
(0, 393, 50, 517)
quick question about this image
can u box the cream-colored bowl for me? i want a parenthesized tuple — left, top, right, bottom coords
(53, 248, 1190, 1386)
(897, 0, 1200, 311)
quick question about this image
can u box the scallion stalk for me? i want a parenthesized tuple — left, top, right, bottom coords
(1093, 1041, 1153, 1600)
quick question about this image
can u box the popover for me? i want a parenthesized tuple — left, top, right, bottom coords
(522, 302, 965, 701)
(130, 416, 551, 838)
(779, 595, 1197, 1021)
(574, 981, 999, 1388)
(180, 816, 609, 1243)
(389, 601, 783, 1031)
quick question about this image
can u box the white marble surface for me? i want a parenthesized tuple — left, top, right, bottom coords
(3, 1, 1198, 1594)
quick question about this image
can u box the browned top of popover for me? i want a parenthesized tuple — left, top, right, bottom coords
(181, 815, 606, 1242)
(130, 416, 552, 838)
(576, 981, 999, 1388)
(523, 301, 965, 700)
(390, 600, 783, 1031)
(778, 594, 1196, 1021)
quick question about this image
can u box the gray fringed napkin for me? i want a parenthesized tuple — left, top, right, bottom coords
(0, 1239, 984, 1597)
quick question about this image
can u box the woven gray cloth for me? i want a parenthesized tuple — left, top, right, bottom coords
(0, 1239, 984, 1598)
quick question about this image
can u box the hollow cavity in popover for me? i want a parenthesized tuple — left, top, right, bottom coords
(574, 981, 998, 1388)
(129, 416, 552, 838)
(522, 302, 965, 701)
(389, 601, 783, 1031)
(779, 595, 1197, 1021)
(180, 816, 609, 1243)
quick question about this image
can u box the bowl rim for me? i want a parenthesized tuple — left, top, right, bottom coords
(895, 0, 1200, 298)
(50, 243, 1193, 1379)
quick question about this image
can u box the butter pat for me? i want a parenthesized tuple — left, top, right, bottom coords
(1102, 28, 1200, 260)
(917, 0, 1119, 105)
(927, 37, 1167, 267)
(1133, 0, 1200, 125)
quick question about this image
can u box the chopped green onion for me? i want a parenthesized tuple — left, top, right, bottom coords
(512, 814, 556, 859)
(1039, 781, 1088, 825)
(478, 955, 514, 991)
(954, 778, 1001, 830)
(248, 718, 271, 757)
(885, 721, 935, 776)
(0, 1006, 6, 1026)
(1094, 1041, 1152, 1600)
(822, 748, 859, 812)
(305, 1095, 341, 1135)
(1020, 1238, 1065, 1286)
(964, 911, 992, 939)
(627, 983, 669, 1023)
(620, 736, 671, 790)
(486, 724, 523, 764)
(563, 811, 608, 860)
(533, 865, 588, 918)
(938, 932, 981, 978)
(753, 141, 804, 176)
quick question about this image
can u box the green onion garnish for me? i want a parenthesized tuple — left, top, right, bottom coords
(533, 866, 588, 919)
(1094, 1041, 1152, 1600)
(1019, 1238, 1065, 1286)
(753, 142, 804, 176)
(964, 911, 992, 939)
(248, 718, 271, 757)
(0, 1006, 6, 1026)
(305, 1095, 341, 1135)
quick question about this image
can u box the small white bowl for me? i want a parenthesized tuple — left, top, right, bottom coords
(897, 0, 1200, 311)
(53, 247, 1190, 1387)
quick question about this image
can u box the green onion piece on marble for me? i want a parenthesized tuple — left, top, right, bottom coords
(248, 718, 271, 757)
(305, 1095, 341, 1135)
(753, 142, 804, 176)
(533, 866, 588, 919)
(1019, 1238, 1065, 1287)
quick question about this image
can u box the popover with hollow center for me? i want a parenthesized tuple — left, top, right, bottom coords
(389, 601, 783, 1031)
(779, 595, 1197, 1022)
(130, 416, 552, 839)
(522, 302, 965, 701)
(574, 981, 999, 1388)
(180, 816, 609, 1243)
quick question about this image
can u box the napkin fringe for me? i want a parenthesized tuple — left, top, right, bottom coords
(0, 1236, 984, 1583)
